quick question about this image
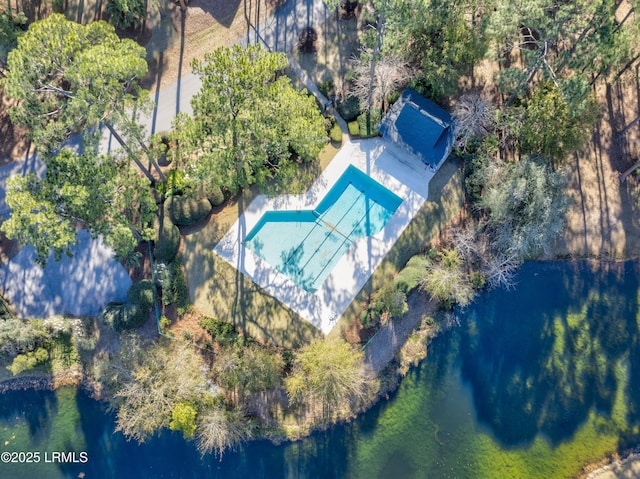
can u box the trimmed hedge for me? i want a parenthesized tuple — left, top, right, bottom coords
(165, 196, 212, 226)
(207, 186, 225, 207)
(393, 255, 429, 293)
(330, 122, 343, 144)
(357, 110, 381, 138)
(154, 217, 180, 263)
(170, 257, 190, 316)
(348, 121, 359, 136)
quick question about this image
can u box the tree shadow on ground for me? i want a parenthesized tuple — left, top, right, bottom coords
(459, 261, 640, 447)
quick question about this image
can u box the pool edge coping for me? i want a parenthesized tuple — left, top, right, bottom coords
(213, 138, 434, 334)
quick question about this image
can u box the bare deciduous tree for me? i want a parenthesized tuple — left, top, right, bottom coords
(452, 93, 496, 151)
(351, 48, 411, 113)
(482, 252, 520, 290)
(196, 407, 252, 458)
(285, 339, 369, 420)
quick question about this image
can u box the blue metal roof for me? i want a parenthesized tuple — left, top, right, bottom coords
(379, 88, 454, 169)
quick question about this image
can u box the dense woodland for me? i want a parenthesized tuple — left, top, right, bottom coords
(0, 0, 639, 456)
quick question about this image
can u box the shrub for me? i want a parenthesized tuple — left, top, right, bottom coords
(199, 317, 239, 346)
(387, 89, 400, 106)
(165, 196, 212, 226)
(149, 133, 169, 165)
(363, 283, 408, 327)
(470, 270, 486, 290)
(6, 347, 49, 375)
(420, 249, 474, 308)
(318, 79, 334, 97)
(170, 402, 198, 439)
(207, 186, 225, 207)
(102, 302, 126, 330)
(348, 121, 359, 136)
(160, 315, 171, 331)
(103, 281, 155, 331)
(170, 258, 190, 315)
(102, 302, 148, 331)
(154, 217, 180, 263)
(0, 318, 50, 357)
(330, 122, 343, 144)
(121, 303, 147, 329)
(0, 295, 13, 320)
(127, 280, 156, 311)
(157, 170, 190, 197)
(338, 95, 361, 121)
(393, 255, 430, 293)
(357, 110, 381, 138)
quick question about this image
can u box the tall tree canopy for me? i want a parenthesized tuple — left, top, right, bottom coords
(488, 0, 634, 103)
(0, 10, 26, 76)
(1, 145, 157, 264)
(376, 0, 487, 99)
(173, 45, 327, 194)
(3, 14, 159, 180)
(106, 0, 147, 30)
(517, 81, 597, 165)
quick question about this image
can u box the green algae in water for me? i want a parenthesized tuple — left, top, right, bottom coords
(350, 261, 640, 479)
(0, 387, 88, 479)
(0, 261, 639, 479)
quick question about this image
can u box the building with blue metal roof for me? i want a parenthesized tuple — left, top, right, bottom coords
(378, 88, 455, 170)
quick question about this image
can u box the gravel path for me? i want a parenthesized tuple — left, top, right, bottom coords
(364, 290, 436, 375)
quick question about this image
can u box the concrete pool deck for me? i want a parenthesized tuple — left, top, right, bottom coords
(213, 138, 434, 334)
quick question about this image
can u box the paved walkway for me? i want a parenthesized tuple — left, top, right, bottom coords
(287, 53, 350, 136)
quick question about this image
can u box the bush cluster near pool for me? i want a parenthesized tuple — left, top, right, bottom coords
(165, 196, 212, 226)
(360, 254, 429, 327)
(206, 186, 225, 207)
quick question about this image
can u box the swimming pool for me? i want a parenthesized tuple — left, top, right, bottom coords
(244, 165, 403, 292)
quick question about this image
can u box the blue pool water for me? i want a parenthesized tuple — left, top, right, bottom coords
(245, 166, 402, 292)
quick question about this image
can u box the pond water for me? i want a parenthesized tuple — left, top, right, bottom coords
(1, 261, 639, 479)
